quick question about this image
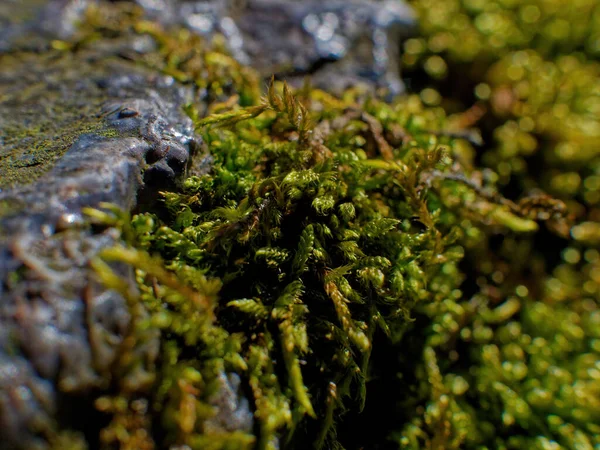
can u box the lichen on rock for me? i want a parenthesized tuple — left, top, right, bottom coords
(84, 73, 560, 448)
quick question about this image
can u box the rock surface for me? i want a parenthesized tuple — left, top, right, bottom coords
(0, 53, 200, 450)
(1, 11, 203, 444)
(0, 1, 416, 447)
(135, 0, 416, 94)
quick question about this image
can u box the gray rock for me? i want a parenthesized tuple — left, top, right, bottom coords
(0, 47, 201, 449)
(234, 0, 417, 94)
(204, 372, 254, 435)
(133, 0, 417, 94)
(0, 0, 92, 52)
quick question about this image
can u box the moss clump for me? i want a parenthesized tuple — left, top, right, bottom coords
(65, 2, 261, 107)
(369, 1, 600, 449)
(85, 74, 556, 449)
(0, 1, 261, 190)
(393, 266, 600, 449)
(407, 0, 600, 64)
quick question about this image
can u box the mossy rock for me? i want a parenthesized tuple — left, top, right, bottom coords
(2, 1, 596, 450)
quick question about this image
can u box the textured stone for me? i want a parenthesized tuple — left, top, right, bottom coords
(0, 50, 201, 450)
(133, 0, 417, 94)
(234, 0, 417, 94)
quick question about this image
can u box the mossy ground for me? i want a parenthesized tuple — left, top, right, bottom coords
(88, 81, 525, 449)
(3, 1, 599, 449)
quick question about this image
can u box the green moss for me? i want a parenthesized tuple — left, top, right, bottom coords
(84, 75, 556, 449)
(405, 0, 600, 219)
(0, 197, 26, 219)
(394, 271, 600, 449)
(6, 1, 596, 449)
(67, 2, 261, 106)
(0, 0, 261, 191)
(0, 0, 48, 27)
(407, 0, 600, 63)
(0, 118, 105, 189)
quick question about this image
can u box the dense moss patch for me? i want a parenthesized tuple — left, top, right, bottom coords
(85, 74, 560, 448)
(3, 1, 598, 449)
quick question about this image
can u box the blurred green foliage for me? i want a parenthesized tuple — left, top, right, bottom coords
(405, 0, 600, 216)
(388, 0, 600, 448)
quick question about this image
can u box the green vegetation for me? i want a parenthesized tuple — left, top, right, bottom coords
(5, 0, 598, 448)
(404, 0, 600, 215)
(88, 77, 552, 448)
(391, 0, 600, 448)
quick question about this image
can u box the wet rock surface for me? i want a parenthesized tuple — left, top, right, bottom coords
(0, 0, 416, 447)
(0, 31, 202, 446)
(234, 0, 416, 94)
(137, 0, 417, 94)
(0, 56, 200, 449)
